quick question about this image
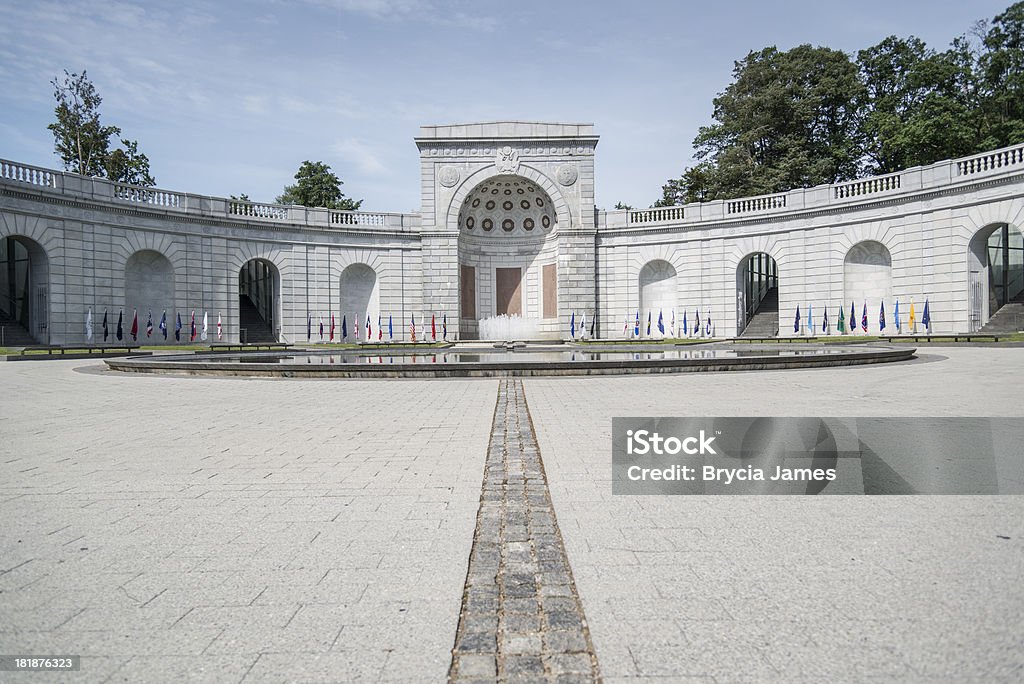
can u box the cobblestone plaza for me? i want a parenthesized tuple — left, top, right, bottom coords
(1, 348, 1021, 682)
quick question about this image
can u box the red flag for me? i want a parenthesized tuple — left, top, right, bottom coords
(330, 314, 335, 342)
(130, 309, 138, 341)
(431, 314, 436, 341)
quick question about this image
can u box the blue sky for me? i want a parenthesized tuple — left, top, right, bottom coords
(0, 0, 1013, 211)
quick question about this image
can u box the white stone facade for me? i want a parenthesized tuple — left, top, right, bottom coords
(2, 121, 1023, 345)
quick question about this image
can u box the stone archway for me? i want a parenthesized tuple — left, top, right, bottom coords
(238, 258, 279, 342)
(736, 252, 779, 336)
(639, 260, 677, 335)
(0, 235, 49, 344)
(968, 223, 1024, 331)
(340, 263, 379, 336)
(125, 250, 175, 342)
(844, 241, 892, 333)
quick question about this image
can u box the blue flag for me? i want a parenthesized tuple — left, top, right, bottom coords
(590, 313, 596, 338)
(633, 310, 640, 338)
(116, 310, 123, 341)
(388, 314, 393, 340)
(175, 312, 182, 341)
(850, 301, 856, 334)
(807, 304, 813, 334)
(159, 310, 167, 340)
(570, 311, 576, 338)
(342, 315, 348, 340)
(695, 309, 700, 335)
(822, 307, 828, 333)
(646, 311, 651, 336)
(682, 310, 688, 335)
(861, 302, 868, 333)
(879, 300, 886, 332)
(307, 313, 311, 341)
(894, 300, 901, 332)
(103, 309, 109, 341)
(706, 311, 712, 336)
(657, 310, 664, 334)
(922, 298, 931, 329)
(794, 305, 801, 333)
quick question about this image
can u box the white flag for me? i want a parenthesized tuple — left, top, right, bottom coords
(201, 311, 209, 341)
(86, 308, 94, 343)
(217, 312, 222, 340)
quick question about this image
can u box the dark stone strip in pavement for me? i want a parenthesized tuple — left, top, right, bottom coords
(449, 378, 601, 683)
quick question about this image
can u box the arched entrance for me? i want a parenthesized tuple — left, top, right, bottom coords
(340, 264, 378, 335)
(456, 174, 559, 339)
(125, 250, 175, 342)
(0, 235, 49, 344)
(238, 259, 279, 342)
(969, 223, 1024, 331)
(736, 252, 778, 337)
(639, 260, 677, 335)
(844, 241, 892, 332)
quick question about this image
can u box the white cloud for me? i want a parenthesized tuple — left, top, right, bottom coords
(332, 137, 388, 175)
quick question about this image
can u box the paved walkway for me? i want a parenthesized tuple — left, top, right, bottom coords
(1, 348, 1023, 682)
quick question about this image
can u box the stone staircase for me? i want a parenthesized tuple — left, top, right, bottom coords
(0, 310, 38, 346)
(978, 294, 1024, 333)
(739, 288, 779, 338)
(238, 296, 276, 343)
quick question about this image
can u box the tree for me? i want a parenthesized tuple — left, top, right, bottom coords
(691, 45, 865, 200)
(47, 69, 155, 186)
(979, 2, 1024, 147)
(654, 163, 714, 206)
(613, 201, 633, 210)
(857, 35, 980, 174)
(276, 161, 362, 210)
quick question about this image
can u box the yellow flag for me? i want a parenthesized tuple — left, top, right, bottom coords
(908, 300, 916, 331)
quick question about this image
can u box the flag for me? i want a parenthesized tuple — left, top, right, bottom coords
(646, 311, 651, 336)
(355, 316, 360, 339)
(909, 300, 916, 332)
(922, 298, 931, 330)
(217, 312, 222, 340)
(159, 310, 167, 340)
(319, 315, 324, 340)
(201, 311, 208, 341)
(443, 313, 448, 340)
(861, 302, 868, 333)
(579, 312, 586, 339)
(570, 311, 576, 339)
(117, 310, 123, 341)
(411, 314, 417, 342)
(634, 310, 640, 338)
(879, 300, 886, 332)
(175, 312, 182, 341)
(807, 304, 813, 335)
(670, 309, 676, 336)
(340, 315, 345, 341)
(103, 309, 109, 341)
(623, 314, 629, 336)
(190, 310, 196, 341)
(590, 312, 596, 339)
(431, 314, 436, 341)
(822, 307, 829, 333)
(388, 314, 393, 340)
(706, 310, 712, 336)
(86, 308, 93, 343)
(682, 309, 688, 336)
(366, 315, 372, 341)
(794, 305, 800, 333)
(695, 309, 701, 336)
(894, 300, 901, 333)
(850, 301, 856, 335)
(657, 310, 664, 335)
(378, 314, 383, 341)
(146, 310, 153, 337)
(838, 304, 846, 334)
(307, 313, 311, 341)
(130, 309, 138, 341)
(331, 313, 337, 342)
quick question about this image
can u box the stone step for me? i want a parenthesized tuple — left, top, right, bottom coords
(978, 301, 1024, 333)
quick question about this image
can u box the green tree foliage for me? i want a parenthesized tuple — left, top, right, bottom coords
(276, 160, 362, 210)
(657, 2, 1024, 206)
(47, 70, 155, 186)
(689, 45, 864, 200)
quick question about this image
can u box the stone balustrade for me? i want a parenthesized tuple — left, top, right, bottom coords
(1, 159, 57, 188)
(834, 173, 901, 199)
(228, 200, 288, 220)
(628, 206, 684, 225)
(956, 144, 1024, 176)
(113, 183, 183, 208)
(727, 193, 787, 214)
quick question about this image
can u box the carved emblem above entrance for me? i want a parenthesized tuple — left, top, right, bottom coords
(556, 164, 578, 186)
(496, 146, 520, 174)
(438, 166, 460, 188)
